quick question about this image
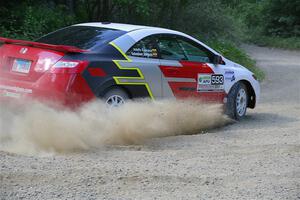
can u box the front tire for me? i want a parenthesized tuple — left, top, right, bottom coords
(225, 82, 248, 120)
(103, 88, 129, 107)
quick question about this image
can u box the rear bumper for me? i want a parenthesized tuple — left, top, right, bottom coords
(0, 73, 95, 107)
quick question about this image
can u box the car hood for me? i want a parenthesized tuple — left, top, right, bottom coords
(223, 57, 250, 72)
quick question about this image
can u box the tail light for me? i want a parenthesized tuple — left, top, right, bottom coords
(53, 61, 80, 68)
(35, 58, 58, 72)
(50, 60, 89, 74)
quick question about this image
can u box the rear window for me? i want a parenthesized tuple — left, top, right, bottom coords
(36, 26, 126, 50)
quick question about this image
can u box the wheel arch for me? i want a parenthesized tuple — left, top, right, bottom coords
(96, 79, 154, 100)
(102, 85, 132, 99)
(239, 79, 256, 109)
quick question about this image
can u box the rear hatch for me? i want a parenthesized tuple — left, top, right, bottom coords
(0, 25, 127, 82)
(0, 38, 86, 82)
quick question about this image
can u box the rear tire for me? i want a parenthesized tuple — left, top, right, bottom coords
(225, 82, 248, 120)
(103, 88, 129, 107)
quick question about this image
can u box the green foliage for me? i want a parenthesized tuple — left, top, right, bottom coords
(262, 0, 300, 37)
(221, 0, 300, 49)
(0, 3, 77, 40)
(21, 6, 76, 40)
(171, 0, 239, 40)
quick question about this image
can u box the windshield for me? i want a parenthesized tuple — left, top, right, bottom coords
(36, 26, 126, 50)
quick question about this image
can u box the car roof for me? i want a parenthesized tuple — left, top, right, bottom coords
(74, 22, 162, 32)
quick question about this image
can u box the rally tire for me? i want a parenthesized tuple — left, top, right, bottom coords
(103, 88, 129, 107)
(225, 82, 248, 120)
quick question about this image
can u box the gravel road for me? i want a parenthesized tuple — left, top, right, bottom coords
(1, 45, 300, 200)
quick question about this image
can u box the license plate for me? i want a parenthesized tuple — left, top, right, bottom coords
(12, 59, 31, 74)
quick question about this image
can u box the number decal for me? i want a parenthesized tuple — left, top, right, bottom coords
(211, 75, 224, 85)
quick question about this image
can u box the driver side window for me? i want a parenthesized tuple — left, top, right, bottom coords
(157, 36, 187, 61)
(177, 38, 211, 63)
(157, 34, 212, 63)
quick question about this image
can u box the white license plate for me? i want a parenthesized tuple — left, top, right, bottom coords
(12, 59, 31, 74)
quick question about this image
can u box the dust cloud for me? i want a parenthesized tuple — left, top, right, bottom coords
(0, 99, 229, 155)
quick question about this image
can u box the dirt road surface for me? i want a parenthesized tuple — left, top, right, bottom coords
(1, 45, 300, 199)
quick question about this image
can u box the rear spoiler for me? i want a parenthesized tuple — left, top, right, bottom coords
(0, 37, 88, 53)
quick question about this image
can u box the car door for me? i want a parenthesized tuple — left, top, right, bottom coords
(158, 34, 226, 102)
(125, 36, 163, 98)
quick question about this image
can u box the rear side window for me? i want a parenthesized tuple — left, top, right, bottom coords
(36, 26, 126, 50)
(127, 36, 159, 59)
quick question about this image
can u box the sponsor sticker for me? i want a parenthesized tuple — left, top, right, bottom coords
(197, 74, 224, 92)
(130, 48, 158, 58)
(198, 74, 211, 85)
(225, 70, 235, 82)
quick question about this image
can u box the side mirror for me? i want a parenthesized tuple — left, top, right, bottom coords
(212, 55, 223, 65)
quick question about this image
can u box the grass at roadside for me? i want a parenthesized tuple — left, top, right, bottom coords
(248, 36, 300, 50)
(207, 40, 265, 81)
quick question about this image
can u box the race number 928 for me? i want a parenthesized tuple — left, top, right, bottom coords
(211, 74, 224, 85)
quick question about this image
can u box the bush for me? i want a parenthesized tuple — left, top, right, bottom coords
(176, 0, 239, 40)
(0, 3, 77, 40)
(222, 0, 300, 50)
(262, 0, 300, 37)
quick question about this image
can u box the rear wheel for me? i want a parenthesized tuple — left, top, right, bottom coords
(103, 88, 129, 107)
(225, 82, 248, 120)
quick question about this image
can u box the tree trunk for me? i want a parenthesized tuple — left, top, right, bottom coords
(65, 0, 75, 14)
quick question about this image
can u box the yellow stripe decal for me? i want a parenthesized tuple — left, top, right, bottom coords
(109, 42, 154, 99)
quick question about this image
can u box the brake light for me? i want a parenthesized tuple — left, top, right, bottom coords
(50, 60, 89, 74)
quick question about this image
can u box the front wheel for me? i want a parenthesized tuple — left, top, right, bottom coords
(225, 82, 248, 120)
